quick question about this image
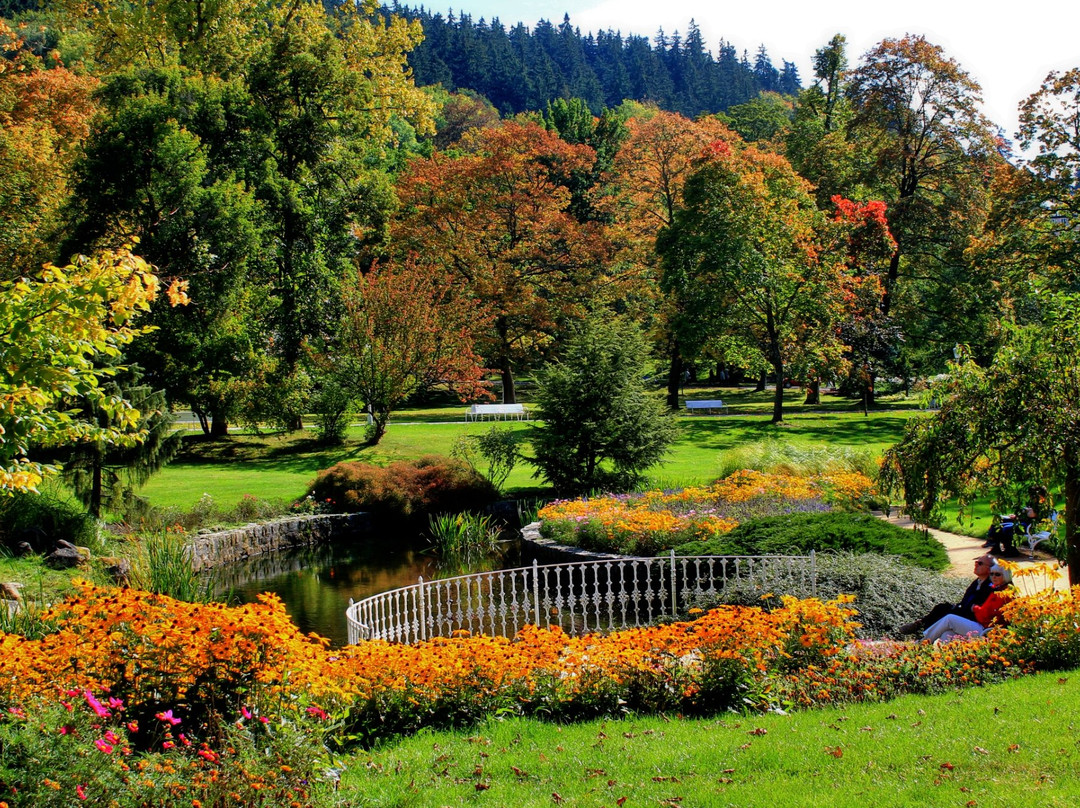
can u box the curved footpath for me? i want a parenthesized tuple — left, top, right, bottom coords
(882, 512, 1070, 593)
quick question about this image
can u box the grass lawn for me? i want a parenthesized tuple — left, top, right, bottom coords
(340, 671, 1079, 807)
(141, 399, 921, 511)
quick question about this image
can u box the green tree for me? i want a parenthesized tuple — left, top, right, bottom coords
(531, 316, 679, 494)
(60, 376, 181, 518)
(881, 294, 1080, 586)
(658, 140, 848, 424)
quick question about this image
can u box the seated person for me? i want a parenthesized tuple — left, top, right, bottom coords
(985, 485, 1048, 557)
(896, 554, 995, 635)
(922, 564, 1012, 643)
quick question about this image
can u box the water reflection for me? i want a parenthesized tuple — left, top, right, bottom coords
(215, 530, 523, 647)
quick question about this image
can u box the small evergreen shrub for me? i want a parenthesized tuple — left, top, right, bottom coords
(670, 511, 949, 571)
(309, 455, 497, 518)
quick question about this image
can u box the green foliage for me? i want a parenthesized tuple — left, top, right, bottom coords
(0, 487, 101, 554)
(532, 317, 679, 494)
(881, 295, 1080, 581)
(309, 455, 497, 519)
(670, 511, 949, 571)
(134, 530, 216, 603)
(427, 512, 501, 562)
(451, 425, 520, 493)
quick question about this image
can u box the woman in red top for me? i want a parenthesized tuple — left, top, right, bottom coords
(922, 565, 1013, 643)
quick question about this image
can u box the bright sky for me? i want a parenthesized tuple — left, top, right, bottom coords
(438, 1, 1080, 146)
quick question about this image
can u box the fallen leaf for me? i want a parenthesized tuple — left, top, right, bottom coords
(552, 792, 563, 804)
(827, 746, 843, 758)
(607, 780, 617, 787)
(1058, 677, 1068, 684)
(1008, 744, 1020, 753)
(886, 714, 898, 720)
(739, 743, 751, 750)
(940, 762, 955, 771)
(966, 801, 977, 807)
(748, 728, 767, 736)
(475, 783, 489, 792)
(512, 766, 527, 778)
(616, 797, 627, 807)
(860, 726, 874, 732)
(722, 768, 735, 774)
(973, 746, 989, 755)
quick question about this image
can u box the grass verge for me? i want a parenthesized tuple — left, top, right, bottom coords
(340, 670, 1078, 807)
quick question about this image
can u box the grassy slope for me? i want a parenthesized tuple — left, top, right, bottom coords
(141, 387, 923, 511)
(340, 671, 1079, 807)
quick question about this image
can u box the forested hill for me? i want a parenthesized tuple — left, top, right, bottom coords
(386, 5, 801, 116)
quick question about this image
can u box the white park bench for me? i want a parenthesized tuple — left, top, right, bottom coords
(685, 399, 728, 415)
(465, 403, 531, 421)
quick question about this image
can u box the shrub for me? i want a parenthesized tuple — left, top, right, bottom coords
(671, 511, 949, 571)
(687, 552, 968, 638)
(308, 455, 497, 518)
(531, 317, 679, 494)
(451, 424, 520, 493)
(0, 488, 101, 554)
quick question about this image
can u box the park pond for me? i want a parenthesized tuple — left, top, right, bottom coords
(212, 529, 528, 646)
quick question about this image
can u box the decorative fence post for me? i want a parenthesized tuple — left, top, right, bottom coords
(669, 550, 678, 618)
(532, 559, 540, 628)
(417, 576, 426, 642)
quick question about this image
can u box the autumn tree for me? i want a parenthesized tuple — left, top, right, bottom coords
(847, 35, 999, 378)
(0, 246, 187, 494)
(610, 107, 734, 407)
(334, 260, 490, 445)
(392, 120, 611, 403)
(0, 20, 98, 278)
(658, 140, 849, 424)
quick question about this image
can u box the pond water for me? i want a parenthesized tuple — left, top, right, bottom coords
(213, 530, 527, 647)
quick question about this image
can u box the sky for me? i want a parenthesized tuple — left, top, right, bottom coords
(433, 1, 1080, 146)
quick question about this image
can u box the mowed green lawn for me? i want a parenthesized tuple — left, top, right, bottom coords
(340, 671, 1079, 807)
(142, 386, 924, 511)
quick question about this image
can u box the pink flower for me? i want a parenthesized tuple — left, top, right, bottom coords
(240, 706, 252, 720)
(126, 721, 138, 733)
(162, 740, 175, 750)
(197, 748, 218, 763)
(83, 691, 110, 719)
(306, 706, 328, 720)
(7, 707, 25, 718)
(155, 710, 181, 726)
(76, 784, 87, 800)
(104, 730, 119, 744)
(108, 697, 124, 710)
(94, 739, 114, 754)
(179, 733, 191, 747)
(58, 725, 73, 736)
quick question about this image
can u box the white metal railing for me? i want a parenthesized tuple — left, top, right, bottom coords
(345, 551, 816, 644)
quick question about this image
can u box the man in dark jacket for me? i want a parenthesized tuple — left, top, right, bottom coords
(895, 554, 996, 636)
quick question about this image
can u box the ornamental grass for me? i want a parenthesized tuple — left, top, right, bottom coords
(538, 470, 877, 554)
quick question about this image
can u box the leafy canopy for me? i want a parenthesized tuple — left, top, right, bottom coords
(0, 247, 187, 494)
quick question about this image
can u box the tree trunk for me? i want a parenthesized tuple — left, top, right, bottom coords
(666, 346, 683, 411)
(365, 410, 389, 445)
(90, 451, 103, 519)
(770, 358, 785, 424)
(195, 410, 210, 436)
(804, 379, 820, 406)
(866, 370, 876, 408)
(500, 358, 516, 405)
(286, 414, 303, 431)
(754, 370, 766, 392)
(210, 414, 229, 438)
(1065, 444, 1079, 588)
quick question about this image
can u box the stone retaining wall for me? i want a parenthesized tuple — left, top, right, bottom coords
(519, 521, 628, 564)
(188, 512, 373, 571)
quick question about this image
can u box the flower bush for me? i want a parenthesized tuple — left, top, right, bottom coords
(1, 579, 1078, 803)
(538, 470, 876, 554)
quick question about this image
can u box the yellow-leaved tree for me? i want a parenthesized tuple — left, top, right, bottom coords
(0, 247, 188, 494)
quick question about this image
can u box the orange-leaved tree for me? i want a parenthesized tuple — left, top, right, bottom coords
(333, 260, 490, 444)
(392, 121, 612, 403)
